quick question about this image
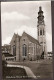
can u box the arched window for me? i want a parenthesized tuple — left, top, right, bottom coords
(43, 29, 44, 35)
(22, 44, 27, 56)
(13, 45, 16, 56)
(40, 30, 42, 35)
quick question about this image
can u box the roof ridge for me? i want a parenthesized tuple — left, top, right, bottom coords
(23, 32, 38, 41)
(23, 32, 39, 44)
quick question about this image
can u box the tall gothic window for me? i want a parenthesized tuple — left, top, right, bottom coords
(13, 45, 16, 56)
(38, 30, 39, 36)
(40, 30, 42, 35)
(43, 29, 44, 35)
(22, 44, 27, 56)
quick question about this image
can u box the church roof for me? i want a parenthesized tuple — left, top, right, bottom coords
(10, 33, 21, 44)
(22, 32, 40, 45)
(10, 32, 40, 45)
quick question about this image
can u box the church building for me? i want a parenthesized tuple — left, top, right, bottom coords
(10, 32, 42, 61)
(2, 6, 47, 61)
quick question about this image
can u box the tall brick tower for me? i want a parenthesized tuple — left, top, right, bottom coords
(37, 6, 47, 59)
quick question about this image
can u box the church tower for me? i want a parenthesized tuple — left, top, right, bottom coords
(37, 6, 47, 58)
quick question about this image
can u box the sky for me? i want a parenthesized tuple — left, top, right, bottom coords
(1, 1, 52, 52)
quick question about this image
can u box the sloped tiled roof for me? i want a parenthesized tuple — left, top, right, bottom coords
(10, 32, 40, 45)
(10, 33, 21, 44)
(22, 32, 40, 45)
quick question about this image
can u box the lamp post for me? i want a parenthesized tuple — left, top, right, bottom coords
(28, 53, 30, 60)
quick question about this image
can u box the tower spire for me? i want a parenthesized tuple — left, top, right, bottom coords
(37, 6, 47, 59)
(39, 6, 42, 11)
(37, 6, 45, 26)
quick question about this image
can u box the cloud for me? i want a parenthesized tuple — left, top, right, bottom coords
(2, 36, 12, 46)
(14, 25, 37, 39)
(1, 12, 30, 22)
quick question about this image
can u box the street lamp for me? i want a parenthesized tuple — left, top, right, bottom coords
(28, 53, 30, 60)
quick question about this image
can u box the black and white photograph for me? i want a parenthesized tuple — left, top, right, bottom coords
(1, 1, 53, 79)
